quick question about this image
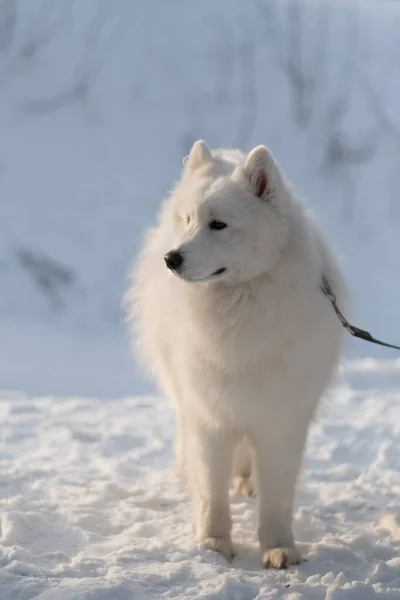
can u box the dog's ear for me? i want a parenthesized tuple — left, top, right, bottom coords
(186, 140, 213, 173)
(243, 145, 276, 199)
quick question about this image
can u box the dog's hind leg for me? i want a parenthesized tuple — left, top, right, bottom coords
(233, 436, 256, 497)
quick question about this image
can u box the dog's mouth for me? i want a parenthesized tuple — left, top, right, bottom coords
(212, 268, 226, 276)
(176, 267, 226, 283)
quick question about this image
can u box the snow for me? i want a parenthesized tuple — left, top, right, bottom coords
(0, 365, 399, 599)
(1, 0, 400, 598)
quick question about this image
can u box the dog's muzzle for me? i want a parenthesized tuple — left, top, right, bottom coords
(164, 250, 183, 271)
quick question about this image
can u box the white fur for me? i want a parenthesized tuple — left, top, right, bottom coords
(125, 140, 348, 568)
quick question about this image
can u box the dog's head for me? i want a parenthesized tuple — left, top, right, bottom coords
(164, 140, 290, 284)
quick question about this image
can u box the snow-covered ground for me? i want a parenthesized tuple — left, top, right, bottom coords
(1, 1, 400, 598)
(0, 364, 399, 599)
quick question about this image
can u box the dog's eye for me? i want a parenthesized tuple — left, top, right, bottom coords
(209, 219, 227, 230)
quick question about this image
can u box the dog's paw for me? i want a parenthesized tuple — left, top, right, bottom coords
(261, 546, 301, 569)
(233, 474, 256, 498)
(201, 536, 236, 562)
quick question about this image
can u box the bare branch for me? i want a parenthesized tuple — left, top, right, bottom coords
(0, 0, 17, 55)
(233, 34, 258, 149)
(16, 248, 75, 311)
(21, 1, 133, 120)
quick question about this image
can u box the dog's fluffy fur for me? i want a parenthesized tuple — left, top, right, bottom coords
(125, 140, 347, 568)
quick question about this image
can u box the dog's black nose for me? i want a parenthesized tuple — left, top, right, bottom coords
(164, 250, 183, 271)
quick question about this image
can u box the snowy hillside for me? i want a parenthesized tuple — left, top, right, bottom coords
(0, 364, 399, 599)
(1, 1, 400, 395)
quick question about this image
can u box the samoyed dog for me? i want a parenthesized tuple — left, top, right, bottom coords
(126, 140, 347, 569)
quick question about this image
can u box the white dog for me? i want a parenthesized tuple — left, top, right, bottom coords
(126, 140, 347, 568)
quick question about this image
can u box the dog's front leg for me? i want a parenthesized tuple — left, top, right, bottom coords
(189, 422, 235, 561)
(254, 419, 307, 569)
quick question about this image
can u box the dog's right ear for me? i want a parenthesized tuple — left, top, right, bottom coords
(243, 145, 277, 200)
(186, 140, 213, 173)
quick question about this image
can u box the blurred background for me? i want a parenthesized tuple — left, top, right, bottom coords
(0, 0, 399, 397)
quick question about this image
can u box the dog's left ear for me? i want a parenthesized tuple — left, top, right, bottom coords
(186, 140, 213, 174)
(243, 145, 276, 199)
